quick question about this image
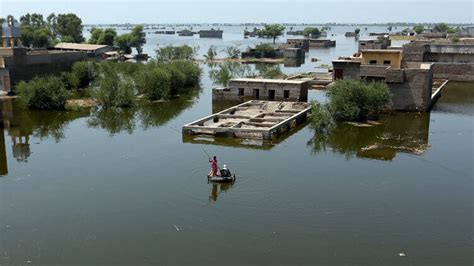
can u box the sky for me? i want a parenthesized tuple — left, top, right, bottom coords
(1, 0, 473, 24)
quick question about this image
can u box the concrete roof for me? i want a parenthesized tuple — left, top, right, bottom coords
(361, 49, 401, 53)
(230, 78, 308, 84)
(54, 43, 110, 51)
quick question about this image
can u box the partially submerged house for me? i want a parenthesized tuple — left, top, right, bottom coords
(0, 21, 86, 93)
(182, 100, 311, 140)
(403, 40, 474, 81)
(309, 39, 336, 48)
(358, 37, 391, 51)
(213, 78, 309, 102)
(332, 49, 439, 111)
(199, 29, 223, 38)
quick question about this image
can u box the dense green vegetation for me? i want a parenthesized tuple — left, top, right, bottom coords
(13, 13, 85, 47)
(17, 57, 201, 110)
(303, 27, 321, 38)
(310, 80, 390, 132)
(156, 45, 197, 62)
(114, 25, 146, 54)
(88, 27, 117, 45)
(413, 25, 425, 34)
(254, 43, 275, 53)
(17, 76, 70, 110)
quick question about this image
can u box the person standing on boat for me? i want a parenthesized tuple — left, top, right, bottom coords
(209, 156, 219, 177)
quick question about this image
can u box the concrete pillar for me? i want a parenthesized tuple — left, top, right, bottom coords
(10, 38, 15, 48)
(17, 39, 22, 47)
(2, 38, 8, 48)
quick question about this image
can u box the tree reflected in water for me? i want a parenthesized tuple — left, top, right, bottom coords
(308, 112, 431, 161)
(87, 87, 200, 135)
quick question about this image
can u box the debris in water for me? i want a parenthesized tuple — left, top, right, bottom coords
(173, 224, 180, 231)
(398, 252, 406, 257)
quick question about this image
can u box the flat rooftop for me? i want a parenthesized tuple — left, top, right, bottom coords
(231, 78, 308, 85)
(361, 49, 401, 53)
(183, 100, 311, 140)
(54, 42, 109, 51)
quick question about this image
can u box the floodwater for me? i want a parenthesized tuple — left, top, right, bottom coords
(0, 26, 473, 265)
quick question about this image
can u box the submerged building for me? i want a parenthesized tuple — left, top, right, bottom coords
(332, 49, 438, 111)
(212, 78, 309, 102)
(0, 19, 87, 92)
(402, 40, 474, 82)
(199, 29, 223, 38)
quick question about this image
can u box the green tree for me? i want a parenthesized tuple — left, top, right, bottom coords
(129, 25, 146, 54)
(55, 13, 84, 43)
(69, 61, 97, 89)
(155, 45, 196, 62)
(434, 23, 450, 33)
(354, 28, 361, 35)
(115, 34, 132, 54)
(225, 46, 240, 59)
(98, 28, 117, 45)
(93, 64, 135, 108)
(88, 27, 104, 44)
(262, 24, 285, 44)
(303, 27, 321, 38)
(413, 24, 425, 34)
(204, 46, 218, 61)
(19, 13, 52, 47)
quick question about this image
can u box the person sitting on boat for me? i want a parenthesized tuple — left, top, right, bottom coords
(220, 165, 231, 177)
(208, 156, 219, 177)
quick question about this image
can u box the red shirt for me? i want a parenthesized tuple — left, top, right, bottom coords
(210, 160, 218, 171)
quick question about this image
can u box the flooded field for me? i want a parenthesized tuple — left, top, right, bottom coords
(0, 25, 473, 265)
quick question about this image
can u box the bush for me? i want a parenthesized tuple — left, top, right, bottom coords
(69, 61, 97, 89)
(135, 68, 171, 101)
(156, 45, 196, 62)
(17, 76, 70, 110)
(327, 79, 390, 121)
(303, 27, 321, 38)
(93, 65, 135, 108)
(309, 102, 333, 134)
(170, 61, 201, 86)
(164, 63, 187, 94)
(254, 43, 274, 53)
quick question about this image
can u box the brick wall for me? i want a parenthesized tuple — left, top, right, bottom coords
(431, 63, 474, 81)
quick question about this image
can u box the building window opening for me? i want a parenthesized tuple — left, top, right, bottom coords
(369, 60, 377, 65)
(284, 90, 290, 99)
(238, 88, 244, 96)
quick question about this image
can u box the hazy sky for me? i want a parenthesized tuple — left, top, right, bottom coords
(1, 0, 473, 24)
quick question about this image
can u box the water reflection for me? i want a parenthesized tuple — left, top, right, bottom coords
(1, 99, 89, 167)
(432, 82, 474, 116)
(88, 88, 200, 135)
(308, 112, 431, 161)
(209, 181, 235, 202)
(0, 88, 199, 171)
(183, 121, 309, 150)
(0, 128, 7, 176)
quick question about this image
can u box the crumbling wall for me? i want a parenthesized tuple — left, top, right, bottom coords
(387, 68, 433, 111)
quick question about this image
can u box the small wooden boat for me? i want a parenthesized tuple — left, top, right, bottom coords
(207, 174, 236, 182)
